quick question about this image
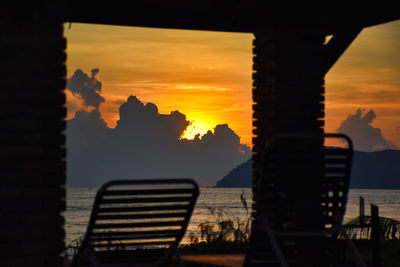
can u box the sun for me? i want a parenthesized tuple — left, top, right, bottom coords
(181, 120, 214, 140)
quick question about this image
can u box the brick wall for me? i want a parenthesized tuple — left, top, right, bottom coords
(248, 27, 327, 265)
(0, 5, 66, 267)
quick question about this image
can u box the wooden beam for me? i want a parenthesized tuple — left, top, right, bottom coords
(65, 0, 400, 34)
(323, 28, 362, 74)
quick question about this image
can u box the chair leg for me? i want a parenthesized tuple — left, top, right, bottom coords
(260, 214, 290, 267)
(87, 248, 102, 267)
(174, 249, 186, 267)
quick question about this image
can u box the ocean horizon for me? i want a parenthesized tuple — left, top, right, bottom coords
(64, 187, 400, 245)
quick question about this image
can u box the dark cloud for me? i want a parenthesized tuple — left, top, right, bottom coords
(114, 95, 189, 142)
(337, 108, 399, 152)
(67, 95, 251, 187)
(67, 68, 105, 109)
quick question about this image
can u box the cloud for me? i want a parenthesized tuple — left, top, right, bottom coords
(67, 94, 251, 187)
(337, 108, 399, 151)
(67, 68, 105, 109)
(114, 95, 189, 142)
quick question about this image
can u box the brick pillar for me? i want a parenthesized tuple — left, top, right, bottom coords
(249, 27, 326, 265)
(0, 5, 66, 267)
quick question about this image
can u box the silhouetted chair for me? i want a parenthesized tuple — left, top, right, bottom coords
(245, 133, 359, 266)
(70, 179, 199, 267)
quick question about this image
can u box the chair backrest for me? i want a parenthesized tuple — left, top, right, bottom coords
(245, 133, 354, 266)
(255, 133, 353, 225)
(74, 178, 199, 265)
(322, 133, 353, 230)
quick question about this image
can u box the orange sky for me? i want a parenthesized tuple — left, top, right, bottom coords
(64, 21, 400, 148)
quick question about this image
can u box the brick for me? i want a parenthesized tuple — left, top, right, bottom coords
(45, 146, 66, 158)
(1, 74, 65, 90)
(0, 88, 65, 106)
(1, 29, 65, 47)
(0, 241, 64, 257)
(44, 119, 66, 132)
(0, 91, 46, 105)
(44, 256, 65, 267)
(3, 22, 62, 38)
(0, 198, 42, 213)
(45, 91, 66, 105)
(22, 159, 65, 173)
(0, 214, 64, 229)
(1, 226, 43, 241)
(0, 174, 45, 186)
(0, 187, 26, 198)
(0, 197, 65, 213)
(0, 258, 26, 266)
(0, 133, 65, 145)
(26, 187, 65, 199)
(3, 220, 65, 237)
(0, 187, 65, 199)
(23, 240, 64, 255)
(0, 105, 67, 119)
(43, 174, 66, 186)
(0, 45, 67, 62)
(41, 198, 66, 212)
(0, 145, 44, 159)
(42, 225, 66, 241)
(0, 59, 66, 76)
(0, 118, 43, 132)
(0, 159, 21, 171)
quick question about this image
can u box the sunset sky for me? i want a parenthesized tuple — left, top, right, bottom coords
(64, 20, 400, 149)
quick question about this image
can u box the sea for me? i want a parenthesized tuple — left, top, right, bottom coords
(64, 188, 400, 245)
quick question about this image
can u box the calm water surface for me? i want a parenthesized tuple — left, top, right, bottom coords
(64, 188, 400, 245)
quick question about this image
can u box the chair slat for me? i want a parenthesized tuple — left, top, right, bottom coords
(97, 204, 189, 213)
(93, 220, 185, 230)
(103, 188, 196, 196)
(90, 231, 180, 241)
(95, 212, 188, 220)
(324, 158, 349, 164)
(91, 240, 175, 247)
(324, 174, 347, 178)
(100, 196, 193, 204)
(324, 167, 349, 174)
(91, 229, 181, 237)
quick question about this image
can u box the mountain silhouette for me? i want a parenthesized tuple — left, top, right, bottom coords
(215, 149, 400, 189)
